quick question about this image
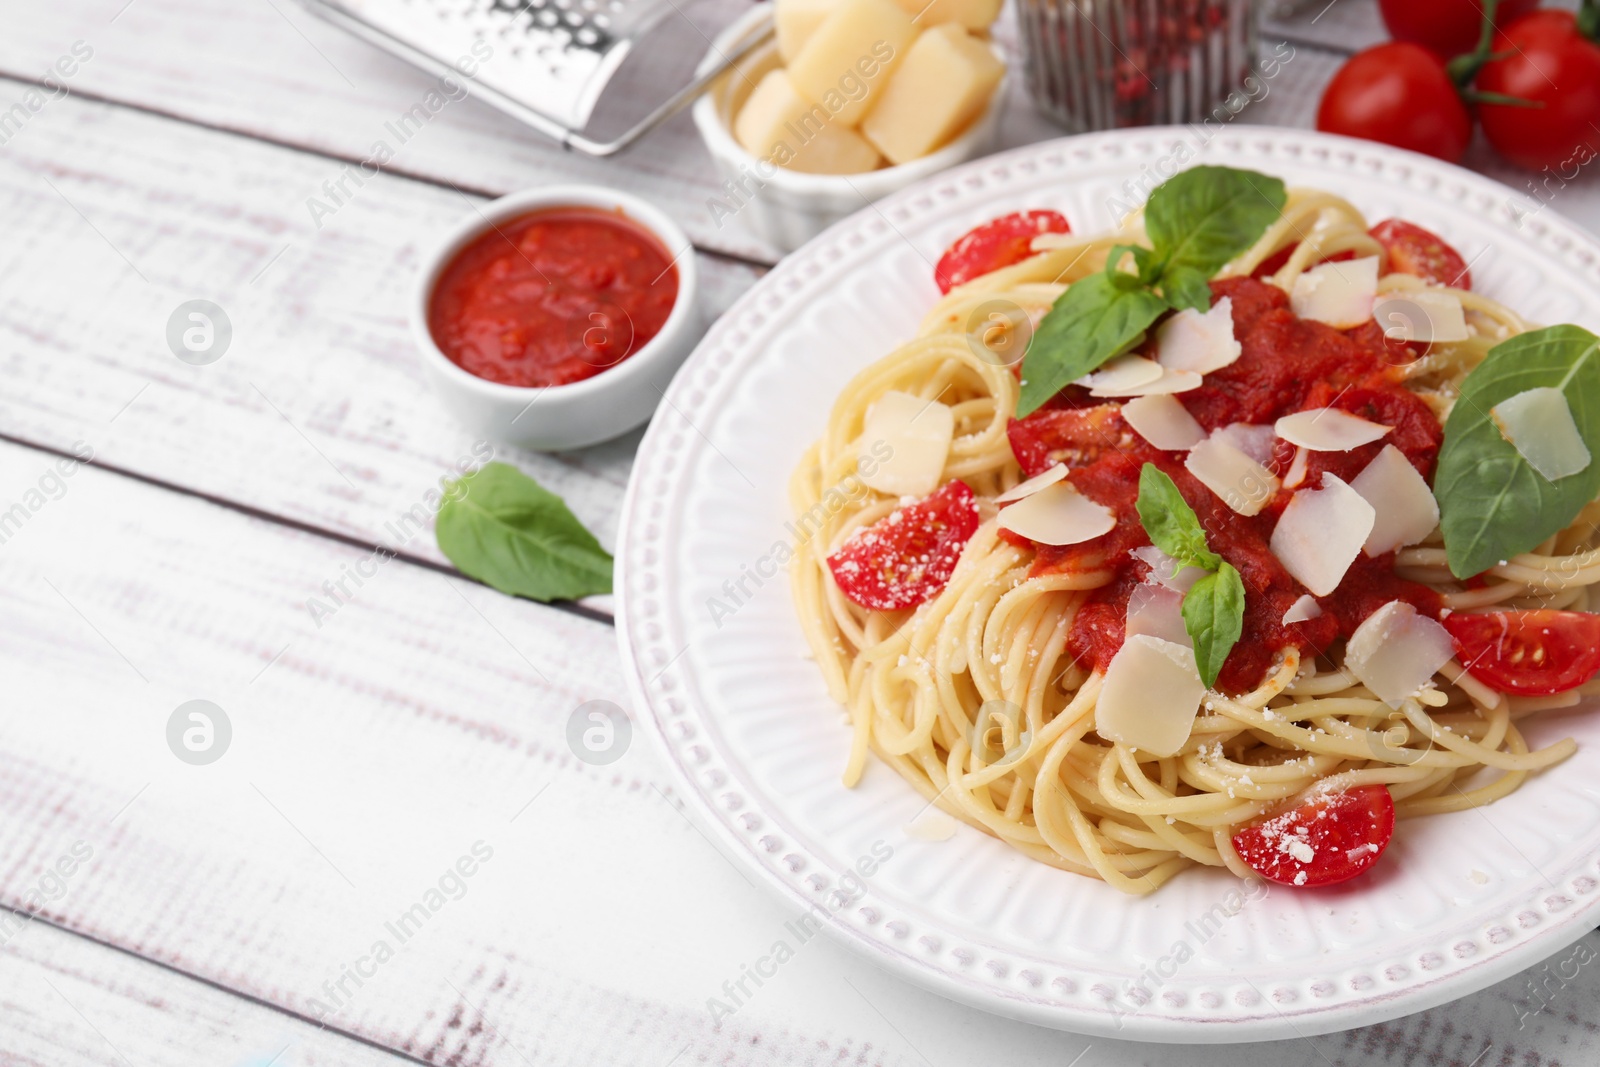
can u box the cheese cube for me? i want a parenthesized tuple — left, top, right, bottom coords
(787, 0, 918, 126)
(776, 0, 840, 63)
(733, 69, 883, 173)
(889, 0, 1001, 30)
(861, 24, 1002, 165)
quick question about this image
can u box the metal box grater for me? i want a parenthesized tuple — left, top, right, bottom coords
(297, 0, 771, 155)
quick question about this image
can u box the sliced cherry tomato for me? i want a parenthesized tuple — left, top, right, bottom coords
(1441, 609, 1600, 694)
(934, 210, 1071, 294)
(1368, 219, 1472, 289)
(1232, 785, 1396, 888)
(1316, 43, 1473, 164)
(1378, 0, 1540, 58)
(1006, 403, 1131, 478)
(826, 481, 979, 611)
(1478, 11, 1600, 171)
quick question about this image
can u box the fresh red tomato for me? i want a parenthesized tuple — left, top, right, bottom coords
(1368, 219, 1472, 288)
(1006, 403, 1130, 478)
(934, 210, 1071, 294)
(1478, 11, 1600, 171)
(826, 480, 979, 611)
(1232, 785, 1396, 888)
(1441, 609, 1600, 694)
(1316, 43, 1473, 164)
(1378, 0, 1541, 58)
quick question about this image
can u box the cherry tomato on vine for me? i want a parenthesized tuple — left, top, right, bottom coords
(826, 480, 980, 610)
(1378, 0, 1541, 58)
(1316, 43, 1473, 164)
(1232, 786, 1396, 888)
(1369, 219, 1472, 288)
(1442, 609, 1600, 694)
(1478, 11, 1600, 171)
(934, 210, 1071, 294)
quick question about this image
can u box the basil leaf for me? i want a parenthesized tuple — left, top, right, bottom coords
(1436, 324, 1600, 578)
(1144, 166, 1287, 279)
(435, 462, 614, 601)
(1134, 464, 1221, 571)
(1016, 273, 1168, 417)
(1158, 264, 1214, 314)
(1182, 563, 1245, 689)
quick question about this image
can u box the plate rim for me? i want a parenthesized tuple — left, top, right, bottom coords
(615, 123, 1600, 1042)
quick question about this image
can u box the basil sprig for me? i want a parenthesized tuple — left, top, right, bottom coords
(1436, 324, 1600, 578)
(435, 461, 614, 601)
(1135, 465, 1245, 689)
(1017, 166, 1287, 417)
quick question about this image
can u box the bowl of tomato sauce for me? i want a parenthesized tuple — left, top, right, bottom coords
(413, 185, 700, 451)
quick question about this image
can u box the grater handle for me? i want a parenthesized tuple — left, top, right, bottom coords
(566, 12, 773, 157)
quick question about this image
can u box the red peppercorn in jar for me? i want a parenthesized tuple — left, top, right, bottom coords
(1015, 0, 1262, 131)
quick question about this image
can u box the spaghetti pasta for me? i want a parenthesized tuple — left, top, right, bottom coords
(789, 184, 1600, 894)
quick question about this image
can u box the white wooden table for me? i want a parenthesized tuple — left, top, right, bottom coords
(1, 1, 1598, 1064)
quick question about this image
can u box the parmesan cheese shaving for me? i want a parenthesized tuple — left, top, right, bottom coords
(1290, 256, 1379, 328)
(1155, 297, 1241, 374)
(1269, 473, 1375, 596)
(1373, 289, 1470, 344)
(858, 390, 954, 496)
(1079, 355, 1163, 395)
(1346, 601, 1455, 708)
(1096, 635, 1207, 756)
(1491, 386, 1592, 482)
(1282, 594, 1322, 624)
(996, 482, 1116, 546)
(1125, 582, 1191, 646)
(1350, 444, 1439, 556)
(1185, 437, 1280, 516)
(1275, 408, 1391, 452)
(1122, 394, 1206, 451)
(995, 463, 1067, 503)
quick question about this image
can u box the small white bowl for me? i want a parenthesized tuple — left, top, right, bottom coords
(692, 5, 1006, 253)
(412, 185, 701, 452)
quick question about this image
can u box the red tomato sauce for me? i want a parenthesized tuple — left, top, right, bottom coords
(427, 207, 678, 388)
(1006, 277, 1444, 693)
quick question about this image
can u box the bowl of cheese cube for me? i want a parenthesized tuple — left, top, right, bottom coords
(693, 0, 1007, 251)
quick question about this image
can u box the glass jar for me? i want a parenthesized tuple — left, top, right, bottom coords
(1016, 0, 1260, 131)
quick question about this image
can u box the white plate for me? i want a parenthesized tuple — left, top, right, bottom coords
(615, 126, 1600, 1042)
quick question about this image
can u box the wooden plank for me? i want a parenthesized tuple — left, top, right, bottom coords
(0, 80, 759, 609)
(0, 0, 1070, 264)
(3, 436, 1600, 1065)
(0, 919, 408, 1066)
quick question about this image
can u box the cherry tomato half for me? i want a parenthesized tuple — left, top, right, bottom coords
(826, 480, 980, 611)
(1006, 403, 1130, 478)
(1378, 0, 1540, 59)
(1478, 11, 1600, 171)
(934, 210, 1072, 294)
(1316, 43, 1473, 164)
(1369, 219, 1472, 289)
(1232, 785, 1396, 888)
(1442, 609, 1600, 695)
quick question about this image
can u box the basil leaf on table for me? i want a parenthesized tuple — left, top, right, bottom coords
(1016, 273, 1167, 417)
(1015, 165, 1287, 418)
(1134, 464, 1222, 572)
(1134, 465, 1245, 688)
(1144, 165, 1288, 279)
(435, 461, 614, 601)
(1182, 563, 1246, 690)
(1435, 324, 1600, 579)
